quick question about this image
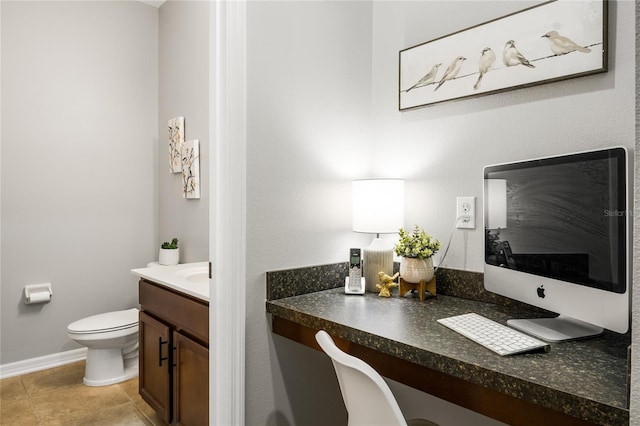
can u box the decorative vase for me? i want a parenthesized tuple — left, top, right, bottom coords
(400, 257, 434, 283)
(158, 248, 179, 266)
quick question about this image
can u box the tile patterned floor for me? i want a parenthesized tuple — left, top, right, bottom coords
(0, 361, 168, 426)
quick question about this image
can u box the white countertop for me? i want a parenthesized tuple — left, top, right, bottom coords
(131, 261, 209, 302)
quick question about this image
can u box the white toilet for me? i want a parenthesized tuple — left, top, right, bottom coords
(67, 308, 139, 387)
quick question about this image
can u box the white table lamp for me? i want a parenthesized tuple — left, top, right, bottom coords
(352, 179, 405, 292)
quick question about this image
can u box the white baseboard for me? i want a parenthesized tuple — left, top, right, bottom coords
(0, 348, 87, 379)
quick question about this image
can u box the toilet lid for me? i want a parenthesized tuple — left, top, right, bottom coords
(68, 308, 139, 333)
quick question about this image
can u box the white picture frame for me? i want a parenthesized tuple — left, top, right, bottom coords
(399, 0, 607, 110)
(182, 139, 200, 199)
(168, 116, 185, 173)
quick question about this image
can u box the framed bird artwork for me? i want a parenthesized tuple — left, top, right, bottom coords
(399, 0, 607, 110)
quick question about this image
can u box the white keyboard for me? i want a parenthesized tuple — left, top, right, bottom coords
(438, 313, 551, 356)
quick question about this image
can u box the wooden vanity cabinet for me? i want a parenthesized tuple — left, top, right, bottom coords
(139, 311, 172, 422)
(173, 331, 209, 424)
(139, 279, 209, 425)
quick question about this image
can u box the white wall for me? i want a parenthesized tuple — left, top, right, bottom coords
(245, 1, 635, 425)
(0, 1, 158, 363)
(246, 2, 374, 424)
(158, 0, 209, 263)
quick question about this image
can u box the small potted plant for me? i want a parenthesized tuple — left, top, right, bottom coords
(394, 225, 441, 283)
(159, 237, 179, 266)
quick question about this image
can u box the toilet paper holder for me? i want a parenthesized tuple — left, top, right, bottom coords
(24, 283, 53, 304)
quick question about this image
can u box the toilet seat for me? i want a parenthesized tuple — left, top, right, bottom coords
(68, 308, 139, 334)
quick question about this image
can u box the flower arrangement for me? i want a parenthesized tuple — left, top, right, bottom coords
(394, 225, 441, 259)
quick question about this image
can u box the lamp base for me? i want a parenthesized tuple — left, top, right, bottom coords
(363, 238, 394, 293)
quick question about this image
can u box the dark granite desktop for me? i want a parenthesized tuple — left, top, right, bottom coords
(266, 263, 630, 425)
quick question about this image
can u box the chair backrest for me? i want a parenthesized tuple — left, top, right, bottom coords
(315, 330, 408, 426)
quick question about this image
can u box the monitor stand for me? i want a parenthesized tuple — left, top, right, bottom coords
(507, 315, 604, 342)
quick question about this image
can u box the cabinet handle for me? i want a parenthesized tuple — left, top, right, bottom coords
(158, 337, 169, 367)
(173, 346, 177, 368)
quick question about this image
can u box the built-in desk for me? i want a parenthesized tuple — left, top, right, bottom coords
(266, 265, 630, 426)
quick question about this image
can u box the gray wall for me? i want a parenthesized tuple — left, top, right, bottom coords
(157, 0, 209, 263)
(1, 1, 158, 363)
(246, 1, 635, 425)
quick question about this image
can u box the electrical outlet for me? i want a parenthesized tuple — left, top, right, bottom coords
(456, 196, 476, 229)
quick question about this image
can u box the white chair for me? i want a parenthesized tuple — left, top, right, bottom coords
(315, 330, 439, 426)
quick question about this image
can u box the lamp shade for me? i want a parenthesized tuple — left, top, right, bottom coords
(352, 179, 404, 234)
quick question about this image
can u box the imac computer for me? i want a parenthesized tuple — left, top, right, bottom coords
(483, 147, 629, 342)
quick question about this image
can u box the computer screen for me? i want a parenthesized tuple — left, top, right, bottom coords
(483, 147, 629, 341)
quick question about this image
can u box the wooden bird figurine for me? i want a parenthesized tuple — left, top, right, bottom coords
(376, 272, 399, 297)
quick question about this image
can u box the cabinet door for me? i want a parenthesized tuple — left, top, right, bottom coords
(173, 331, 209, 426)
(139, 311, 172, 424)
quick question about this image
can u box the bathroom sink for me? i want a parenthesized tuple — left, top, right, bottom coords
(131, 262, 210, 301)
(182, 267, 209, 284)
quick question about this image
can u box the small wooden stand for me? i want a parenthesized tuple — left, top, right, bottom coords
(398, 276, 436, 301)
